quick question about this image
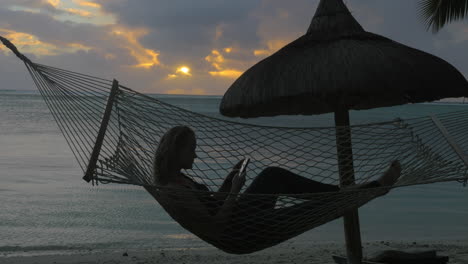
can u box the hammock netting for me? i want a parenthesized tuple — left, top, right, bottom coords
(2, 37, 467, 254)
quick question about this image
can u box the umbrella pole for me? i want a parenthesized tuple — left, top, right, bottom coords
(334, 108, 363, 264)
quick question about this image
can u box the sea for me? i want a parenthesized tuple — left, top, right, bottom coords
(0, 89, 467, 257)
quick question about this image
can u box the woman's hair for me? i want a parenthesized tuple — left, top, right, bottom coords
(153, 125, 195, 185)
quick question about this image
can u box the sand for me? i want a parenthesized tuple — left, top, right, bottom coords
(2, 240, 467, 264)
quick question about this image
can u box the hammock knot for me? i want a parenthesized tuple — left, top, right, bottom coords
(0, 35, 34, 66)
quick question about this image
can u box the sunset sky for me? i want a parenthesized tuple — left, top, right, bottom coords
(1, 0, 467, 95)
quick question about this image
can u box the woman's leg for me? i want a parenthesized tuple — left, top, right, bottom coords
(244, 167, 340, 195)
(236, 167, 340, 212)
(237, 166, 389, 211)
(245, 160, 401, 195)
(228, 162, 401, 250)
(262, 161, 402, 231)
(229, 169, 346, 254)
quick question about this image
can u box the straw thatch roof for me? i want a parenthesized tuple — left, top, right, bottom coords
(220, 0, 468, 118)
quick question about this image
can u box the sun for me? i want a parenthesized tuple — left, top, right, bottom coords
(176, 66, 191, 76)
(176, 66, 192, 76)
(167, 66, 192, 79)
(180, 67, 189, 74)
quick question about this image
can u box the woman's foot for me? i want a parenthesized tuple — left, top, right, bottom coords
(378, 160, 401, 186)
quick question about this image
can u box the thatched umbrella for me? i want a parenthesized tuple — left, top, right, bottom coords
(220, 0, 468, 263)
(221, 1, 467, 117)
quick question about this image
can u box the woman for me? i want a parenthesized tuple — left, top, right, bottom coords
(144, 126, 401, 252)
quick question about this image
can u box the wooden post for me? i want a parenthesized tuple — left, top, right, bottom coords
(334, 108, 363, 264)
(431, 115, 468, 168)
(83, 79, 120, 183)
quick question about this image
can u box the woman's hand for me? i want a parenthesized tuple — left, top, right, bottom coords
(217, 159, 245, 194)
(230, 167, 246, 193)
(226, 159, 245, 180)
(233, 158, 245, 170)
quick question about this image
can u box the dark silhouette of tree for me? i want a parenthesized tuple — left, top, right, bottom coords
(419, 0, 468, 32)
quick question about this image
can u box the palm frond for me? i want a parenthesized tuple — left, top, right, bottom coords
(418, 0, 468, 33)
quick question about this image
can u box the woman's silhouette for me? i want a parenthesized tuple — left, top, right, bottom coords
(144, 125, 401, 252)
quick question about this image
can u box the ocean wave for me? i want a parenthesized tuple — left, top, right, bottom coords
(0, 241, 134, 254)
(0, 245, 80, 252)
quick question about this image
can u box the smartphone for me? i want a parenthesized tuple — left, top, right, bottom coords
(238, 157, 250, 177)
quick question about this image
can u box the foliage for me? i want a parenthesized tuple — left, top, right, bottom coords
(418, 0, 468, 32)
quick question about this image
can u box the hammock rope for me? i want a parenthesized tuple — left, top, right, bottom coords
(2, 36, 468, 254)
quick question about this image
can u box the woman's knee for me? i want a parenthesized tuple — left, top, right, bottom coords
(258, 166, 288, 180)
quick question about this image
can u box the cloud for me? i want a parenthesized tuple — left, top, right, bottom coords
(165, 66, 192, 80)
(46, 0, 60, 8)
(205, 50, 224, 70)
(111, 26, 161, 69)
(0, 28, 91, 56)
(97, 0, 262, 60)
(0, 7, 160, 69)
(1, 0, 468, 96)
(74, 0, 101, 9)
(5, 0, 114, 25)
(98, 0, 259, 28)
(205, 49, 243, 79)
(253, 39, 290, 57)
(208, 69, 242, 79)
(63, 7, 92, 17)
(44, 0, 95, 17)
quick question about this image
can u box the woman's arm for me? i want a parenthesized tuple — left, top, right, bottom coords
(213, 159, 245, 200)
(217, 170, 236, 192)
(179, 171, 245, 236)
(212, 169, 245, 224)
(213, 170, 235, 200)
(143, 183, 239, 237)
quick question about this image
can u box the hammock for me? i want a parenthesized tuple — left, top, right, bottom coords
(2, 36, 468, 254)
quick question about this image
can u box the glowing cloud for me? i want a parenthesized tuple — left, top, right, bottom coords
(74, 0, 101, 9)
(205, 50, 224, 70)
(0, 28, 91, 57)
(205, 49, 243, 79)
(253, 49, 270, 56)
(67, 42, 92, 52)
(65, 8, 92, 17)
(38, 0, 114, 25)
(254, 39, 290, 57)
(209, 69, 242, 79)
(132, 49, 159, 69)
(47, 0, 61, 8)
(112, 27, 160, 69)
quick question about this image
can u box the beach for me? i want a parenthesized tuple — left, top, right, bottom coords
(1, 91, 467, 263)
(2, 0, 468, 262)
(2, 240, 468, 264)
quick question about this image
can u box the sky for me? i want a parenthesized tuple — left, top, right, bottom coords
(0, 0, 467, 95)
